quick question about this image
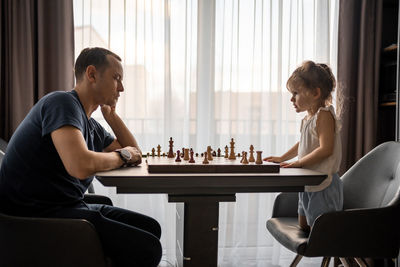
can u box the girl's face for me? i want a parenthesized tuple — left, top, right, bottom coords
(289, 87, 316, 114)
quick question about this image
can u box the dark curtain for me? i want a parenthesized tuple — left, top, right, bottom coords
(0, 0, 74, 141)
(337, 0, 383, 174)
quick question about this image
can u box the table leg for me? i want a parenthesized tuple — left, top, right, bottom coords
(169, 195, 236, 267)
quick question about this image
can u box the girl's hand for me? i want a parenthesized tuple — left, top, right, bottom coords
(281, 160, 302, 168)
(264, 156, 283, 163)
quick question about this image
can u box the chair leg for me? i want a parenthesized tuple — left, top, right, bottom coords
(354, 258, 369, 267)
(320, 257, 331, 267)
(339, 257, 351, 267)
(289, 254, 303, 267)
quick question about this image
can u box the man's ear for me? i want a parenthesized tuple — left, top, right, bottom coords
(86, 65, 97, 82)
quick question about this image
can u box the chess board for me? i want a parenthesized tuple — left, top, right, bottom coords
(146, 157, 280, 173)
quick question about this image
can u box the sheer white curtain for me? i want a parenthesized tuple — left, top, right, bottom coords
(73, 0, 338, 266)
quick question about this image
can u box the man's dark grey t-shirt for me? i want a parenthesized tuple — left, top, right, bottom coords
(0, 90, 114, 216)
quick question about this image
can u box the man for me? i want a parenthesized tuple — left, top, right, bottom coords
(0, 47, 162, 266)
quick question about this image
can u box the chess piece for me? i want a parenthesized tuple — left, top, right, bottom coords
(201, 153, 204, 157)
(203, 152, 209, 164)
(237, 153, 241, 157)
(195, 153, 199, 157)
(229, 138, 236, 159)
(151, 148, 155, 157)
(207, 146, 213, 161)
(162, 152, 165, 157)
(189, 150, 195, 163)
(167, 137, 174, 158)
(184, 148, 190, 161)
(181, 147, 185, 158)
(249, 145, 255, 162)
(217, 148, 221, 157)
(242, 152, 249, 164)
(157, 145, 161, 157)
(146, 152, 150, 157)
(240, 151, 244, 163)
(224, 145, 229, 158)
(175, 150, 182, 162)
(255, 151, 263, 164)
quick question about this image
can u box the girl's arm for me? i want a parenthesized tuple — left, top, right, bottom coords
(282, 110, 335, 168)
(264, 142, 299, 163)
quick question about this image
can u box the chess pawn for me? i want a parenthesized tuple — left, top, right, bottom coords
(217, 148, 221, 157)
(203, 152, 209, 164)
(162, 152, 165, 157)
(207, 146, 213, 161)
(237, 153, 241, 157)
(249, 145, 255, 162)
(184, 148, 190, 161)
(188, 150, 195, 163)
(255, 151, 263, 164)
(181, 147, 185, 158)
(224, 145, 229, 158)
(157, 145, 161, 157)
(146, 152, 150, 158)
(195, 153, 199, 157)
(175, 150, 182, 162)
(240, 151, 245, 163)
(242, 152, 249, 164)
(151, 148, 155, 157)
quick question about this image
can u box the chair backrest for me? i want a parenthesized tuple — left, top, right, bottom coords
(341, 141, 400, 210)
(0, 138, 7, 167)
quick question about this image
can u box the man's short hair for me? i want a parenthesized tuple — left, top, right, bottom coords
(74, 47, 121, 82)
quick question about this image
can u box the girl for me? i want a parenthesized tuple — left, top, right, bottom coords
(265, 60, 343, 232)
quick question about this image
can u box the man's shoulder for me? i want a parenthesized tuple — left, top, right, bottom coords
(42, 90, 76, 103)
(39, 90, 81, 110)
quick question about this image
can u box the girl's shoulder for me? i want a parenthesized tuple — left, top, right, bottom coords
(316, 105, 337, 120)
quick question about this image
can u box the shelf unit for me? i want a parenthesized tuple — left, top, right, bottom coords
(377, 0, 399, 144)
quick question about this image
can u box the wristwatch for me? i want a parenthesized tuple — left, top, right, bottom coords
(115, 148, 132, 167)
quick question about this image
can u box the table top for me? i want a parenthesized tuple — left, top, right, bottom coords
(96, 162, 327, 194)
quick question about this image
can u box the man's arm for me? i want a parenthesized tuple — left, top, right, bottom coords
(51, 126, 124, 180)
(101, 105, 141, 154)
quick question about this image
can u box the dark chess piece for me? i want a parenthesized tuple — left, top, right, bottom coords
(167, 137, 174, 158)
(189, 150, 195, 163)
(175, 150, 181, 162)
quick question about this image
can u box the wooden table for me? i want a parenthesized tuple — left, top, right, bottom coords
(96, 162, 326, 267)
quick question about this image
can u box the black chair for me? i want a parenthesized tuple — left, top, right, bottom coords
(267, 141, 400, 267)
(0, 138, 114, 267)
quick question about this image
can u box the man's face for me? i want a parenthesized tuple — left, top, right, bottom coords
(96, 55, 124, 107)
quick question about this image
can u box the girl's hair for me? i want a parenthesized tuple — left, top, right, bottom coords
(286, 61, 336, 106)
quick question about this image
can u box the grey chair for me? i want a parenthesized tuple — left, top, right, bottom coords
(0, 138, 114, 267)
(267, 141, 400, 267)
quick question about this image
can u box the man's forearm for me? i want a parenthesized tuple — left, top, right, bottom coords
(105, 113, 141, 153)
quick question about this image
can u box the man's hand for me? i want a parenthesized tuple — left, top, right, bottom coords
(125, 146, 142, 166)
(101, 104, 116, 121)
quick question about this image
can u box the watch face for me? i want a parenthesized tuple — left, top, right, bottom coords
(120, 149, 132, 161)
